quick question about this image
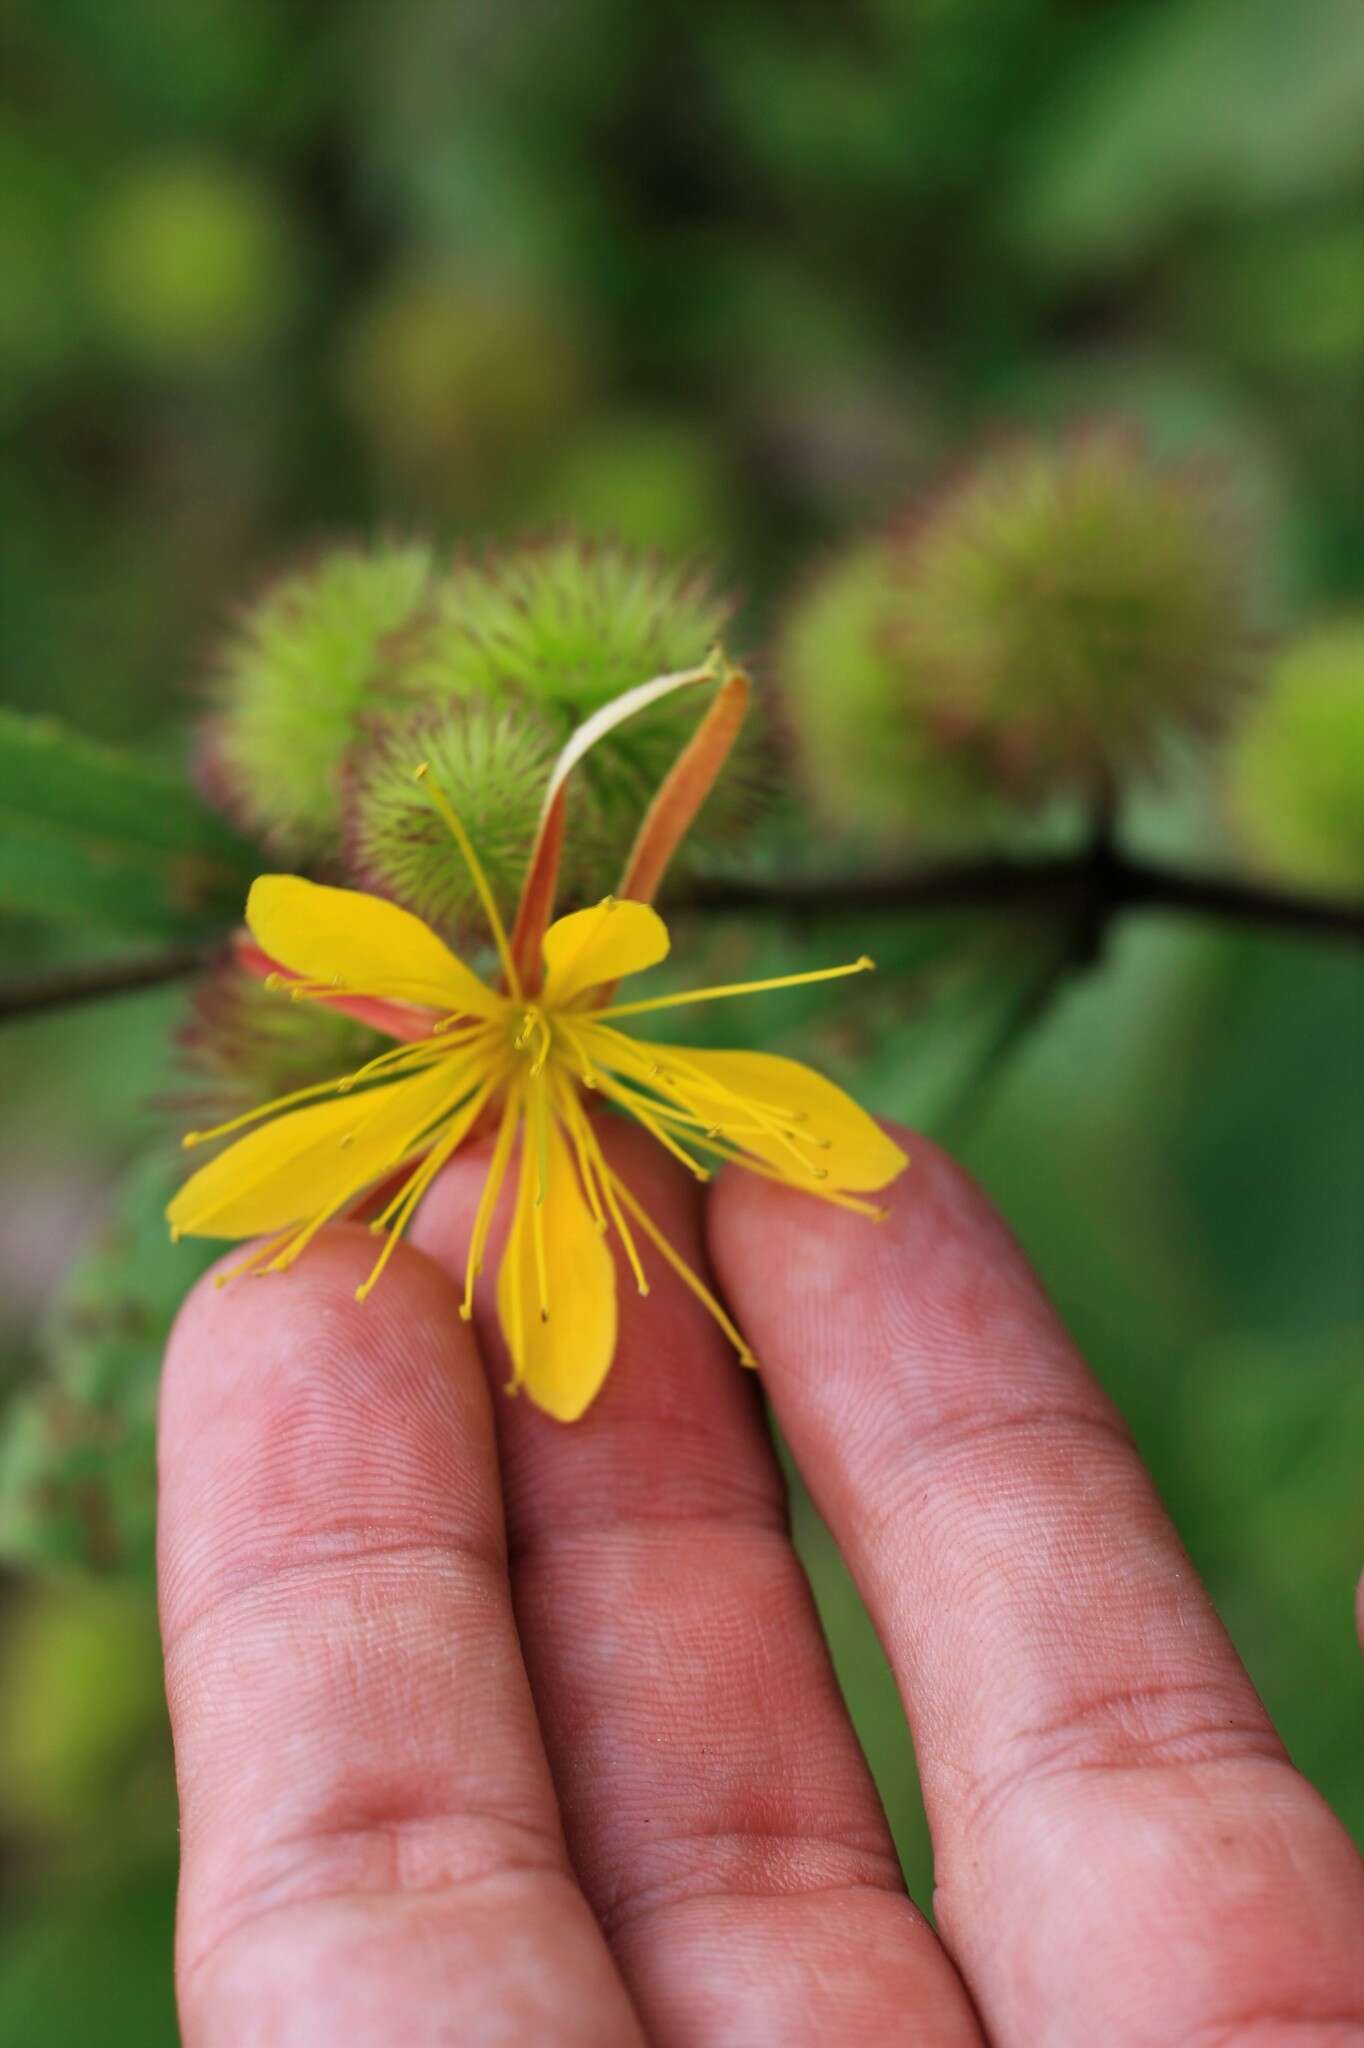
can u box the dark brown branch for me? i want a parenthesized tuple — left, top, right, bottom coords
(1, 853, 1359, 1026)
(0, 943, 214, 1022)
(674, 854, 1364, 943)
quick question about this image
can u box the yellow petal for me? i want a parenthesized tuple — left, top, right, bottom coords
(167, 1059, 471, 1238)
(246, 875, 503, 1017)
(643, 1044, 908, 1193)
(496, 1109, 617, 1420)
(541, 899, 670, 1007)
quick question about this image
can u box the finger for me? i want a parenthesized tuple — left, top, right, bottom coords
(159, 1229, 643, 2047)
(411, 1119, 983, 2048)
(710, 1132, 1364, 2048)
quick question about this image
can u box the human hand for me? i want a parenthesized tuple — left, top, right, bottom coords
(158, 1120, 1364, 2045)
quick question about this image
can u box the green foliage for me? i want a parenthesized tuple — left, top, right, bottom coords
(0, 710, 255, 936)
(0, 1580, 171, 1848)
(1011, 0, 1364, 271)
(201, 542, 435, 862)
(0, 1153, 218, 1578)
(88, 160, 300, 372)
(1226, 620, 1364, 894)
(540, 410, 739, 557)
(337, 269, 588, 516)
(0, 1860, 178, 2048)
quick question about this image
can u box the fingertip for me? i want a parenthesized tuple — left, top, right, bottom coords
(158, 1225, 498, 1648)
(709, 1119, 988, 1248)
(706, 1122, 1022, 1377)
(162, 1224, 481, 1443)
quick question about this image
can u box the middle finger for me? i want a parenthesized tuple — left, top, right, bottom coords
(412, 1117, 980, 2048)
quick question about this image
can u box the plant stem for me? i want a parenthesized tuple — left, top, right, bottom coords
(0, 944, 215, 1023)
(677, 855, 1364, 943)
(1, 856, 1360, 1026)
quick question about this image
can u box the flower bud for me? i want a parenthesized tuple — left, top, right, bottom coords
(1225, 620, 1364, 894)
(197, 542, 433, 862)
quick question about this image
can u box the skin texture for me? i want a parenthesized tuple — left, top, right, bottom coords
(159, 1120, 1364, 2046)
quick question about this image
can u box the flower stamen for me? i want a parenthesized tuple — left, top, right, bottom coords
(415, 760, 522, 999)
(591, 955, 875, 1022)
(463, 1085, 521, 1319)
(605, 1169, 754, 1365)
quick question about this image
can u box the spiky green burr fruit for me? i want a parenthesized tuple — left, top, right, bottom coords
(386, 536, 755, 874)
(198, 542, 433, 862)
(1226, 620, 1364, 895)
(175, 954, 389, 1131)
(408, 536, 731, 710)
(344, 696, 561, 946)
(892, 431, 1257, 797)
(776, 539, 1000, 849)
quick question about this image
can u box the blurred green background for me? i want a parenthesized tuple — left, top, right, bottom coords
(1, 2, 1362, 2039)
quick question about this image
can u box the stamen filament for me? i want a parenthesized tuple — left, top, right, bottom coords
(570, 1103, 648, 1295)
(180, 1040, 440, 1148)
(213, 1228, 295, 1286)
(678, 1133, 891, 1217)
(416, 761, 522, 999)
(356, 1073, 497, 1301)
(591, 955, 874, 1022)
(505, 1127, 532, 1383)
(590, 1074, 710, 1182)
(529, 1081, 552, 1321)
(554, 1076, 607, 1232)
(606, 1171, 755, 1363)
(582, 1024, 828, 1171)
(463, 1084, 521, 1318)
(270, 971, 459, 1011)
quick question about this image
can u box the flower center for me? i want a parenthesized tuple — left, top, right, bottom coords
(510, 1002, 556, 1077)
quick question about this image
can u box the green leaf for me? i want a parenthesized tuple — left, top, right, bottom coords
(0, 710, 256, 936)
(1011, 0, 1364, 271)
(0, 1150, 216, 1578)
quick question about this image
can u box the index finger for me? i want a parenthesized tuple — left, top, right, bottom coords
(709, 1131, 1364, 2048)
(158, 1227, 642, 2046)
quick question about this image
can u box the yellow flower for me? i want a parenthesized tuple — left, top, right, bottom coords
(169, 661, 907, 1419)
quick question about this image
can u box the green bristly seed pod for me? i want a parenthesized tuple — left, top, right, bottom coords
(776, 540, 1003, 850)
(174, 955, 390, 1130)
(888, 430, 1258, 798)
(344, 696, 561, 947)
(198, 542, 434, 863)
(382, 537, 756, 877)
(405, 536, 733, 710)
(193, 535, 757, 928)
